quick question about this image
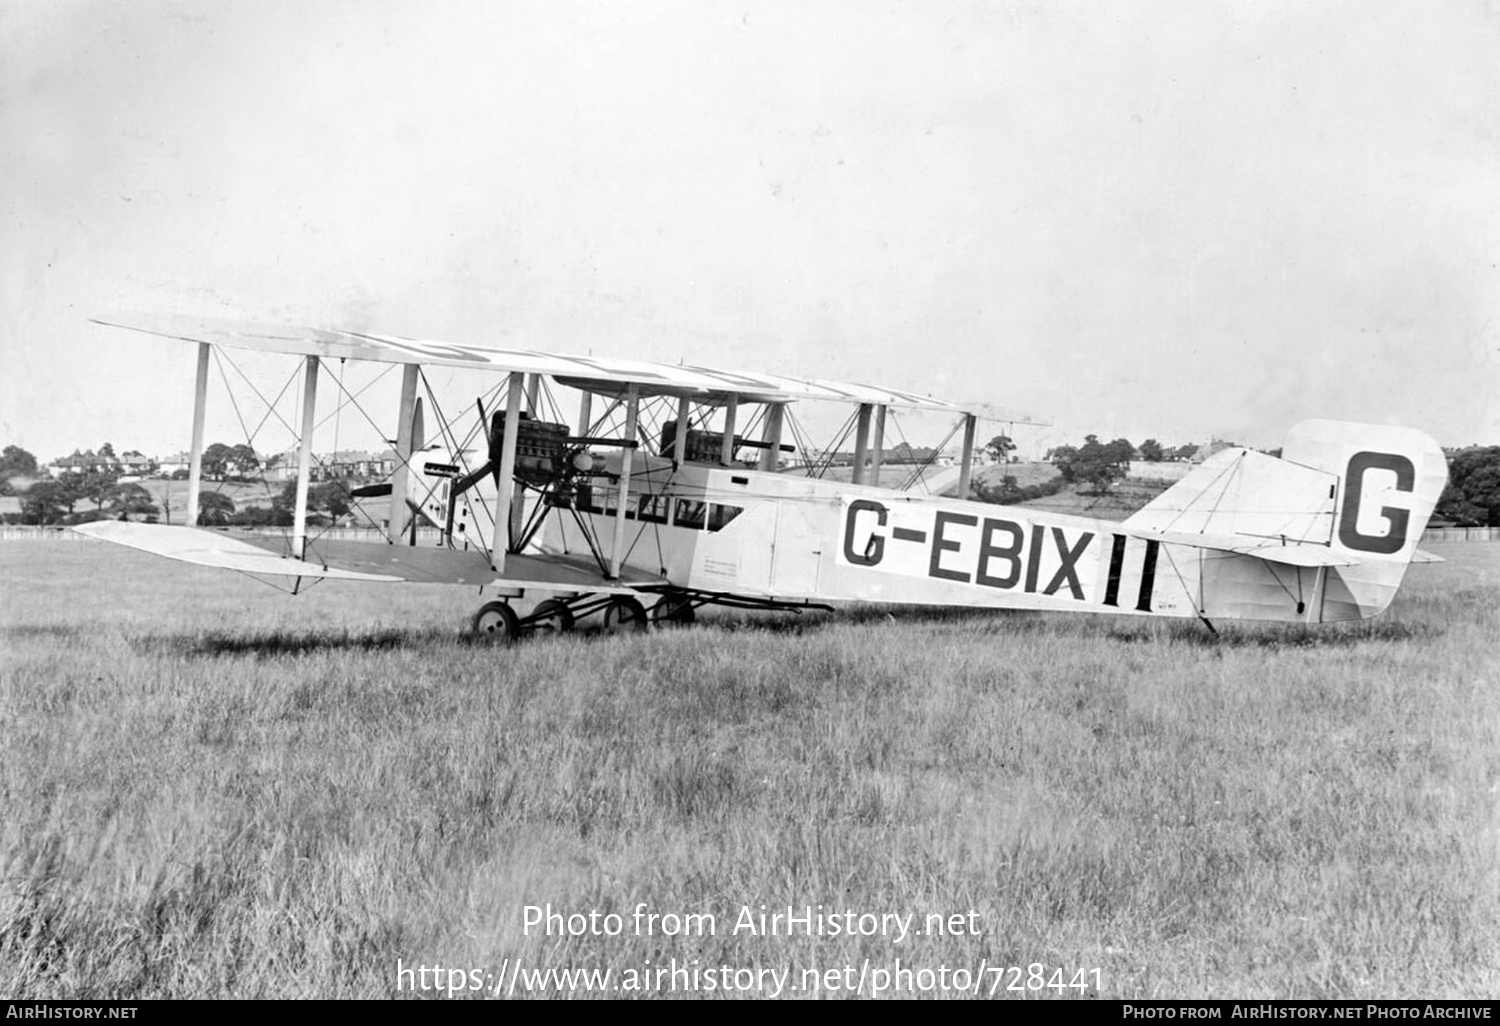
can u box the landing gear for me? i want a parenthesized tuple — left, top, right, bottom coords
(471, 601, 519, 643)
(650, 592, 697, 626)
(603, 596, 648, 633)
(471, 592, 666, 642)
(529, 598, 576, 635)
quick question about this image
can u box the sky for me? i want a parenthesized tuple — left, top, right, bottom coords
(3, 0, 1498, 464)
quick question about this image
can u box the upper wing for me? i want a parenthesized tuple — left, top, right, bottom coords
(91, 313, 969, 413)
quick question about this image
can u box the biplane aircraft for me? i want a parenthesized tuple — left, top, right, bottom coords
(76, 315, 1448, 639)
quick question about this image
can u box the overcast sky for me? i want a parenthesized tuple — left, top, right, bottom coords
(3, 0, 1497, 462)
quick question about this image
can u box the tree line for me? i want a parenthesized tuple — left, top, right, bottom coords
(1, 443, 160, 525)
(0, 442, 360, 528)
(1039, 436, 1198, 495)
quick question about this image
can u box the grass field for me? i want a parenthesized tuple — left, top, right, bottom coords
(2, 538, 1497, 999)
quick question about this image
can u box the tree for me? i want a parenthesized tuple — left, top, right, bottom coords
(1436, 446, 1500, 527)
(75, 467, 121, 514)
(201, 443, 234, 481)
(272, 479, 299, 519)
(1046, 444, 1078, 475)
(1104, 437, 1135, 467)
(20, 480, 69, 525)
(1171, 443, 1199, 462)
(985, 435, 1015, 462)
(198, 491, 237, 526)
(201, 442, 262, 481)
(51, 472, 86, 518)
(312, 482, 352, 522)
(230, 504, 283, 527)
(228, 444, 261, 479)
(0, 445, 39, 494)
(1049, 434, 1131, 493)
(1138, 439, 1164, 462)
(273, 477, 352, 524)
(109, 483, 159, 520)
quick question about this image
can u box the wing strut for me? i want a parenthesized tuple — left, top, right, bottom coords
(185, 342, 211, 525)
(510, 374, 535, 534)
(388, 363, 420, 544)
(673, 396, 691, 466)
(957, 413, 977, 499)
(758, 404, 784, 472)
(292, 356, 320, 559)
(492, 373, 523, 571)
(853, 403, 873, 485)
(1306, 565, 1328, 624)
(721, 394, 738, 466)
(608, 383, 640, 579)
(577, 391, 593, 436)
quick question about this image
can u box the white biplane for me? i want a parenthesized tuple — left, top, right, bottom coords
(77, 315, 1448, 639)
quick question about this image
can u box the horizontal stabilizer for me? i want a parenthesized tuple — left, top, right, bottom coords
(1411, 548, 1445, 564)
(1128, 528, 1358, 567)
(72, 521, 404, 581)
(1124, 448, 1337, 543)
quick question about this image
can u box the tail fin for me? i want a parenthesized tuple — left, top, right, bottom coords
(1280, 420, 1447, 619)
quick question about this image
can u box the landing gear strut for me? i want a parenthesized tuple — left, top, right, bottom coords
(529, 598, 576, 635)
(650, 592, 697, 626)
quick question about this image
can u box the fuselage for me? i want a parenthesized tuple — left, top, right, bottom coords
(532, 459, 1347, 623)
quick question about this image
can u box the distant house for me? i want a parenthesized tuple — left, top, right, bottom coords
(264, 450, 298, 482)
(49, 450, 116, 478)
(936, 448, 989, 467)
(156, 451, 192, 476)
(316, 449, 397, 482)
(260, 448, 398, 483)
(118, 450, 155, 475)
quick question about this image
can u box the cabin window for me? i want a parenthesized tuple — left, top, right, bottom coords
(674, 499, 707, 530)
(637, 493, 669, 524)
(707, 503, 743, 532)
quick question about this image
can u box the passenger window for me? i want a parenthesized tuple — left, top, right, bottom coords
(707, 504, 743, 532)
(674, 499, 707, 530)
(637, 493, 669, 524)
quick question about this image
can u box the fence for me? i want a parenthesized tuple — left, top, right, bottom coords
(1421, 526, 1499, 543)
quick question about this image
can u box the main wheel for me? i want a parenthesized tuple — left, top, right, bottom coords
(530, 598, 576, 635)
(650, 593, 697, 627)
(602, 596, 648, 633)
(471, 601, 519, 643)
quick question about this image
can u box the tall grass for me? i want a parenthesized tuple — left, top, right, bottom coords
(1, 540, 1496, 998)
